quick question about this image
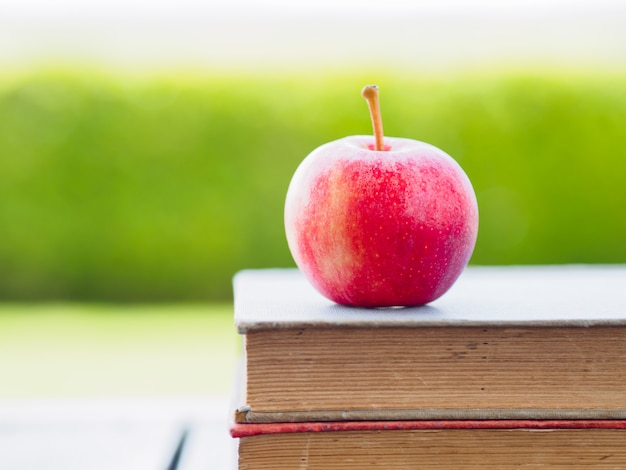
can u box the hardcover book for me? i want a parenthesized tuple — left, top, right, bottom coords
(231, 419, 626, 469)
(233, 265, 626, 423)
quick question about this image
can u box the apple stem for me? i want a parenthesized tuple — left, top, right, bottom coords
(361, 85, 385, 151)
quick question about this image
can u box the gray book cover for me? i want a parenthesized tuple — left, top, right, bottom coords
(235, 265, 626, 333)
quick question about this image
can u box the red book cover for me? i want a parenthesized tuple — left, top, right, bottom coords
(231, 419, 626, 438)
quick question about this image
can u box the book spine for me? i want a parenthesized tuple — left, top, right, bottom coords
(230, 419, 626, 438)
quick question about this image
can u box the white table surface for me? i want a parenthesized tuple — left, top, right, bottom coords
(0, 396, 235, 470)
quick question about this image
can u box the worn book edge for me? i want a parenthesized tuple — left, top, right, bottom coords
(235, 407, 626, 424)
(231, 359, 626, 423)
(230, 419, 626, 438)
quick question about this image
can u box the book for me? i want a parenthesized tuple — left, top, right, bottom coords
(231, 419, 626, 469)
(233, 265, 626, 423)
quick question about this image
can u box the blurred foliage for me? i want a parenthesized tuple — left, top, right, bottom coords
(1, 69, 625, 301)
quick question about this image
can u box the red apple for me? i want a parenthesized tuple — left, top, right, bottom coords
(284, 86, 478, 307)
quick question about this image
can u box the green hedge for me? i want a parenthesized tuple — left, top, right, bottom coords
(1, 70, 625, 301)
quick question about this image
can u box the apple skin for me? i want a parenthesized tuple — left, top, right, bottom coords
(284, 135, 478, 308)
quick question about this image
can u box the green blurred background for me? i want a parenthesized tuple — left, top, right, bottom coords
(1, 1, 625, 398)
(2, 71, 625, 302)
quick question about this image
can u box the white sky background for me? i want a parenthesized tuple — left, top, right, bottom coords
(1, 0, 625, 72)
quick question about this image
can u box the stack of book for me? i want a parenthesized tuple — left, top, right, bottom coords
(230, 265, 626, 469)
